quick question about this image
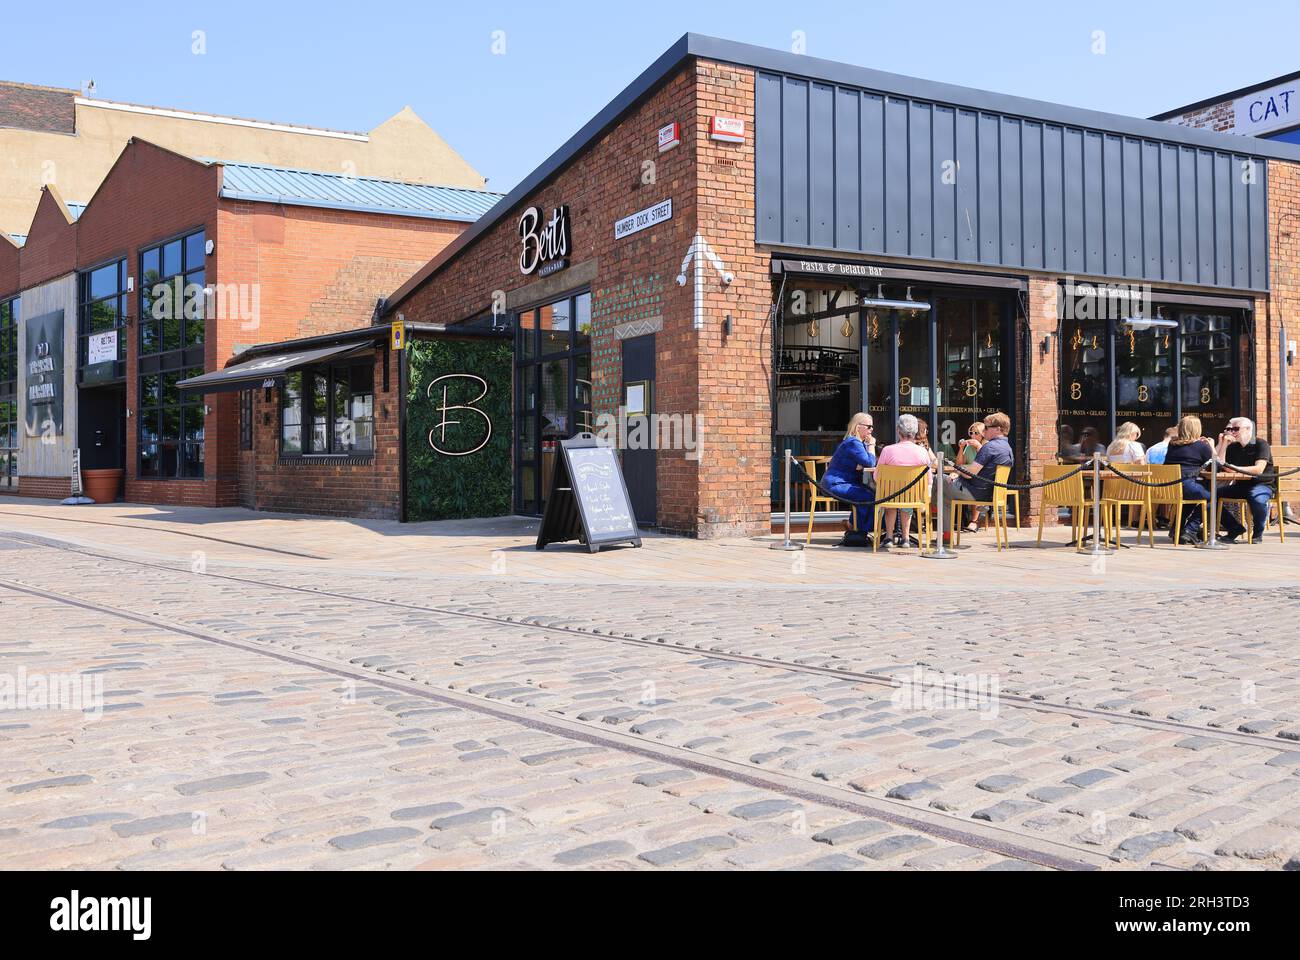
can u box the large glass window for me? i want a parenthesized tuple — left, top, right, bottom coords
(137, 229, 208, 480)
(140, 230, 206, 356)
(78, 260, 127, 383)
(138, 367, 205, 479)
(1057, 306, 1248, 455)
(280, 360, 375, 457)
(1, 297, 17, 489)
(516, 291, 591, 514)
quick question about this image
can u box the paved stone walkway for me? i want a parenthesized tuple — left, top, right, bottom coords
(1, 500, 1298, 870)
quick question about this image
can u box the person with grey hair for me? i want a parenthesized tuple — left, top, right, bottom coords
(876, 413, 935, 547)
(1216, 417, 1274, 543)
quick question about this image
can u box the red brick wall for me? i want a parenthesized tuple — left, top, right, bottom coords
(693, 62, 769, 537)
(13, 476, 71, 500)
(1161, 102, 1236, 133)
(392, 62, 704, 532)
(239, 342, 401, 519)
(17, 189, 78, 290)
(1262, 159, 1300, 448)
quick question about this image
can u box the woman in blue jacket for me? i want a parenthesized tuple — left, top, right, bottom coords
(822, 413, 877, 533)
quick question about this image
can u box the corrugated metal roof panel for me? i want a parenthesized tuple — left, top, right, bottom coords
(216, 161, 503, 222)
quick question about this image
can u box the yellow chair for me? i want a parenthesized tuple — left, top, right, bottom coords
(872, 465, 932, 552)
(800, 457, 845, 544)
(1216, 444, 1299, 544)
(1037, 463, 1095, 548)
(1147, 464, 1207, 546)
(951, 465, 1012, 550)
(1101, 463, 1155, 548)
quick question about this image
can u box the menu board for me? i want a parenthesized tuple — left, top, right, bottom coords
(536, 435, 641, 553)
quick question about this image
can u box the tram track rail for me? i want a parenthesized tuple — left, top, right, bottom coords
(0, 571, 1116, 871)
(0, 529, 1293, 756)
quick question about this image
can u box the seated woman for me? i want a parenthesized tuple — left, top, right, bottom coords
(1106, 421, 1147, 463)
(877, 414, 933, 547)
(958, 421, 986, 467)
(1163, 415, 1215, 544)
(823, 413, 878, 534)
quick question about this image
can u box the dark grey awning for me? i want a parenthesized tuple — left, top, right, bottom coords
(177, 343, 366, 395)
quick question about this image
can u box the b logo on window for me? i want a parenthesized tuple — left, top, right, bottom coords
(428, 374, 492, 457)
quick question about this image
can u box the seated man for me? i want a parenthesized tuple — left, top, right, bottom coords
(935, 411, 1013, 535)
(1216, 417, 1274, 544)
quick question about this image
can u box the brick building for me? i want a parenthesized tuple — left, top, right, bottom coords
(0, 79, 487, 240)
(1153, 71, 1300, 145)
(380, 34, 1300, 538)
(0, 137, 500, 504)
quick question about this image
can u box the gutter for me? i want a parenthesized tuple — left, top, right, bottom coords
(228, 322, 508, 368)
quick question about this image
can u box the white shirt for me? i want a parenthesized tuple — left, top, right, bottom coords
(1107, 440, 1146, 463)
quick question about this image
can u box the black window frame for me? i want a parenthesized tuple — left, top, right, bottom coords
(514, 289, 593, 515)
(139, 227, 207, 364)
(279, 358, 376, 459)
(77, 258, 128, 383)
(136, 365, 206, 481)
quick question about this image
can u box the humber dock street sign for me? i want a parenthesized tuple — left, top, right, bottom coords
(614, 199, 672, 240)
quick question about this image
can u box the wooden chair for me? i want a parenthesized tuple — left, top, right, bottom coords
(1147, 464, 1207, 546)
(1037, 463, 1095, 548)
(1101, 463, 1155, 548)
(800, 457, 845, 543)
(872, 465, 931, 552)
(1216, 444, 1300, 544)
(951, 465, 1012, 550)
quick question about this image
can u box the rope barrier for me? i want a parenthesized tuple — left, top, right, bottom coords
(790, 459, 931, 507)
(948, 461, 1088, 491)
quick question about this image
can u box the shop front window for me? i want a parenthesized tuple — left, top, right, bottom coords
(1057, 307, 1248, 455)
(775, 280, 1014, 508)
(138, 368, 205, 479)
(280, 360, 375, 457)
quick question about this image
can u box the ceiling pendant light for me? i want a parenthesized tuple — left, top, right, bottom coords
(841, 315, 853, 339)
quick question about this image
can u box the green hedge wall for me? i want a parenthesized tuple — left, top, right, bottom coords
(405, 338, 513, 522)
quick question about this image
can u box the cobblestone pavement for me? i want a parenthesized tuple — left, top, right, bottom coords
(2, 509, 1299, 871)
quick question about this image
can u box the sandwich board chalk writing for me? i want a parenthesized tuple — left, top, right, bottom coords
(536, 434, 641, 553)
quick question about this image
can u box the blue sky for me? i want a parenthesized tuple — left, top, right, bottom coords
(5, 1, 1296, 191)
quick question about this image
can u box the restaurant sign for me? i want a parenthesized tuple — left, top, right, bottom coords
(518, 205, 571, 277)
(24, 309, 65, 437)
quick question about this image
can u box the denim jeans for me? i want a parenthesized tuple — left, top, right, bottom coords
(1217, 481, 1273, 537)
(1179, 478, 1211, 533)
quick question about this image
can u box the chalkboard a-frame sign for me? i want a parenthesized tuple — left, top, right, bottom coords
(536, 434, 642, 552)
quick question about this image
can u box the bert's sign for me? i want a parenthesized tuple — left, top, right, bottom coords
(518, 205, 571, 277)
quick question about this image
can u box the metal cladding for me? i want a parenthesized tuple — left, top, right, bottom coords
(756, 72, 1270, 291)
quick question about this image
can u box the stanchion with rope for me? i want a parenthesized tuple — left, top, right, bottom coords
(1077, 452, 1114, 557)
(921, 453, 956, 561)
(770, 449, 804, 552)
(1200, 456, 1230, 551)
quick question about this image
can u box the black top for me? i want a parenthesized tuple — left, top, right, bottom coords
(1164, 439, 1214, 481)
(1225, 438, 1274, 478)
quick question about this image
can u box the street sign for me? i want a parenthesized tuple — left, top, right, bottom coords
(391, 320, 406, 351)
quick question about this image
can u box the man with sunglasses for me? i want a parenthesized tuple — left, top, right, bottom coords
(1216, 418, 1274, 544)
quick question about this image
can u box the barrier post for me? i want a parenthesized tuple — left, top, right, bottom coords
(770, 449, 804, 552)
(1078, 452, 1113, 556)
(1200, 456, 1229, 551)
(921, 454, 956, 560)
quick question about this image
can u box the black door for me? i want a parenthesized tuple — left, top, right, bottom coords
(622, 334, 656, 526)
(78, 384, 126, 472)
